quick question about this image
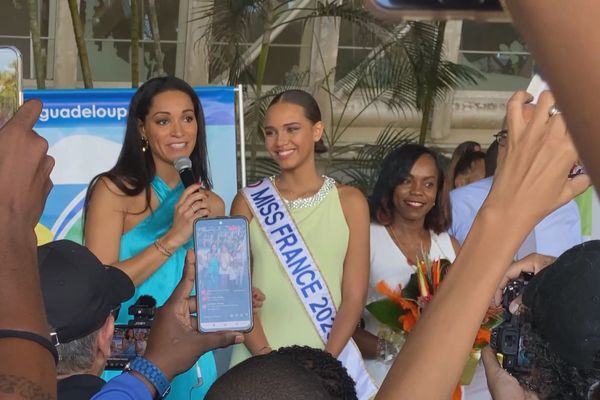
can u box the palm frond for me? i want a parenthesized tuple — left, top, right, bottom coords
(191, 1, 271, 84)
(330, 126, 417, 195)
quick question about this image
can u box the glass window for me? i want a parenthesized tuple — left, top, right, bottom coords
(0, 1, 53, 80)
(207, 4, 309, 86)
(335, 0, 379, 81)
(79, 0, 181, 82)
(458, 21, 533, 91)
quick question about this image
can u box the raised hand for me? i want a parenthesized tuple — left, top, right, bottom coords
(486, 91, 590, 228)
(0, 99, 54, 230)
(144, 249, 244, 381)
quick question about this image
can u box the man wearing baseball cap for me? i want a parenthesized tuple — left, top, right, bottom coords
(38, 240, 134, 400)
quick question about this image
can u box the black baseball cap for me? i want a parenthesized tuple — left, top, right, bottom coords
(38, 240, 135, 344)
(522, 240, 600, 370)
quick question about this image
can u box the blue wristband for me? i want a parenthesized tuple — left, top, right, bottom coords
(125, 356, 171, 399)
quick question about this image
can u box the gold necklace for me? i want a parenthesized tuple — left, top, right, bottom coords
(385, 225, 430, 266)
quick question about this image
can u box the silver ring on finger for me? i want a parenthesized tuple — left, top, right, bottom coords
(548, 104, 561, 118)
(191, 203, 197, 214)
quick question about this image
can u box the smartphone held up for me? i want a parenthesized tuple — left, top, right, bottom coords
(526, 73, 587, 179)
(193, 216, 253, 333)
(363, 0, 507, 21)
(0, 46, 23, 128)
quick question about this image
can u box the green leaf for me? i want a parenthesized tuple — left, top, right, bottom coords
(440, 259, 452, 280)
(330, 125, 417, 195)
(366, 299, 405, 330)
(402, 273, 420, 300)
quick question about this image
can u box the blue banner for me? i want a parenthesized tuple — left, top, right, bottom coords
(25, 87, 238, 244)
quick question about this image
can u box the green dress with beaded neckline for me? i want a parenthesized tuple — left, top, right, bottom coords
(230, 176, 350, 366)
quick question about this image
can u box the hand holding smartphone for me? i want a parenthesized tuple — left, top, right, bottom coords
(527, 73, 586, 178)
(193, 217, 253, 333)
(0, 46, 23, 128)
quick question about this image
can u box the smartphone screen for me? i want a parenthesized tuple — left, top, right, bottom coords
(372, 0, 502, 10)
(105, 325, 151, 370)
(363, 0, 505, 21)
(194, 217, 253, 333)
(0, 46, 23, 128)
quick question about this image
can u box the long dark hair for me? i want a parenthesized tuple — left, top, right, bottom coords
(369, 144, 451, 233)
(267, 89, 327, 153)
(517, 310, 600, 399)
(84, 76, 211, 221)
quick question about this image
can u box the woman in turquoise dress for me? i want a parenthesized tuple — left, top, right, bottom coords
(84, 76, 224, 398)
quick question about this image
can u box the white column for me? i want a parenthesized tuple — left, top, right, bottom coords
(52, 0, 78, 88)
(430, 20, 462, 142)
(309, 5, 341, 145)
(181, 0, 211, 85)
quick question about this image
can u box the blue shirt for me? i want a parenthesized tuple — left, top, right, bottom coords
(450, 177, 582, 257)
(91, 373, 152, 400)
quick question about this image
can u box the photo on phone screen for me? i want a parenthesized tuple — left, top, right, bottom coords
(105, 325, 151, 370)
(0, 46, 23, 128)
(194, 217, 253, 333)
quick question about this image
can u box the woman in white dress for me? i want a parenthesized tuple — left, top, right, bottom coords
(353, 144, 491, 399)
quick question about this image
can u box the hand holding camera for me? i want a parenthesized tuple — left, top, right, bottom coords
(493, 253, 555, 313)
(481, 346, 532, 400)
(489, 253, 552, 375)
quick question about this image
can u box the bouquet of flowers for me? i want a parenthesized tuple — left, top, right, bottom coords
(366, 254, 504, 391)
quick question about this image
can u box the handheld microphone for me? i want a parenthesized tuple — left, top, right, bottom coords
(174, 157, 197, 188)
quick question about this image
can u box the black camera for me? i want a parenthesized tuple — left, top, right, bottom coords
(490, 279, 531, 375)
(105, 295, 156, 370)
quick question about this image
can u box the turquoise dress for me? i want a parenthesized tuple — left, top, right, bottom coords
(102, 176, 217, 399)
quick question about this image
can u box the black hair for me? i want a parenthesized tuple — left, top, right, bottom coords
(485, 139, 499, 177)
(453, 150, 485, 183)
(369, 144, 451, 233)
(267, 89, 327, 153)
(205, 352, 333, 400)
(451, 141, 481, 160)
(447, 141, 481, 184)
(83, 76, 211, 221)
(517, 310, 600, 399)
(275, 346, 357, 400)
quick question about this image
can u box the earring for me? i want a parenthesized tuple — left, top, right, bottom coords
(141, 136, 149, 153)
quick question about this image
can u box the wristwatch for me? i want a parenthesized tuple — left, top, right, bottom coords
(124, 356, 171, 399)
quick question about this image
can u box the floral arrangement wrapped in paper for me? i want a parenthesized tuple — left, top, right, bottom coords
(366, 255, 504, 397)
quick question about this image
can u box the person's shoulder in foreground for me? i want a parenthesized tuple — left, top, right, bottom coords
(91, 373, 152, 400)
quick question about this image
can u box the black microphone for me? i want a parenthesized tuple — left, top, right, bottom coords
(174, 156, 197, 188)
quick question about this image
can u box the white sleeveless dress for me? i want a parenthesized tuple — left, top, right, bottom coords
(364, 223, 492, 400)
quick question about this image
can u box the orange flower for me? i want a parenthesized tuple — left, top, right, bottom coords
(474, 328, 491, 347)
(452, 385, 462, 400)
(375, 281, 420, 333)
(399, 311, 418, 332)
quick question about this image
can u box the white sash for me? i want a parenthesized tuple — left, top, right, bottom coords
(243, 178, 377, 400)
